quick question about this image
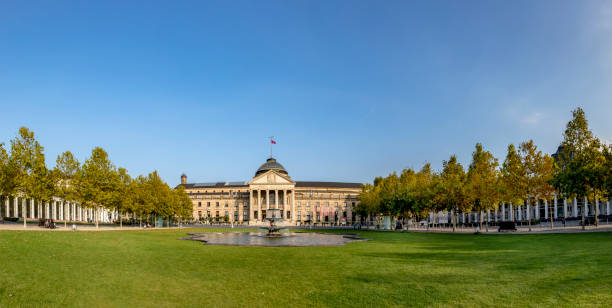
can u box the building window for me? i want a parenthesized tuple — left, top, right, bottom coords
(334, 202, 338, 207)
(297, 201, 301, 207)
(198, 202, 202, 207)
(207, 202, 210, 207)
(254, 211, 258, 219)
(225, 202, 228, 208)
(243, 210, 248, 220)
(198, 211, 202, 218)
(287, 211, 291, 219)
(297, 211, 301, 221)
(343, 202, 347, 207)
(224, 211, 229, 217)
(216, 202, 219, 207)
(235, 201, 239, 207)
(306, 202, 310, 207)
(215, 211, 219, 217)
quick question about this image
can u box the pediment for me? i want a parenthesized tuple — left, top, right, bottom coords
(249, 170, 295, 186)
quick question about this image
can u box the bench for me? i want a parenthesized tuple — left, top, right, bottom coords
(498, 221, 517, 232)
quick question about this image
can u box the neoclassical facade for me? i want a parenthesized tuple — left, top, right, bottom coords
(179, 157, 362, 226)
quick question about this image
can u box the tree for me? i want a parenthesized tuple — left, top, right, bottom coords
(10, 127, 52, 228)
(500, 144, 527, 223)
(115, 167, 133, 229)
(0, 143, 20, 216)
(553, 108, 605, 229)
(53, 151, 80, 227)
(75, 147, 120, 229)
(439, 155, 469, 232)
(519, 140, 556, 229)
(466, 143, 500, 231)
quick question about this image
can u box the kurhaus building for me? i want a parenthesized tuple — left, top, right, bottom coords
(178, 157, 362, 226)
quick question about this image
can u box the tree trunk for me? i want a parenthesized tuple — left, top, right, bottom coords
(23, 200, 27, 228)
(139, 216, 142, 229)
(549, 200, 554, 229)
(452, 208, 457, 232)
(528, 201, 532, 231)
(594, 194, 599, 228)
(120, 211, 123, 229)
(582, 199, 586, 230)
(479, 211, 483, 231)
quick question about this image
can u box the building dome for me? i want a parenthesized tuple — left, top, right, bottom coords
(255, 157, 288, 177)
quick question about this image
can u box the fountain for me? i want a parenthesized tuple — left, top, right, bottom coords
(261, 208, 284, 237)
(182, 208, 369, 246)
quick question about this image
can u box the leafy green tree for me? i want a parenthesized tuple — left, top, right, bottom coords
(0, 143, 20, 217)
(500, 144, 527, 220)
(10, 127, 53, 228)
(439, 155, 469, 232)
(553, 108, 606, 229)
(75, 147, 120, 229)
(467, 143, 500, 231)
(519, 140, 556, 229)
(53, 151, 80, 227)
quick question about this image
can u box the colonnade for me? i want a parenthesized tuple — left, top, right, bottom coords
(0, 196, 118, 223)
(431, 196, 612, 224)
(249, 189, 295, 223)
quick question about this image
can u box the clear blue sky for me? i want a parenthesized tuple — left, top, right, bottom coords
(1, 1, 611, 186)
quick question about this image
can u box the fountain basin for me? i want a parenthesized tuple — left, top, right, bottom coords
(183, 232, 368, 247)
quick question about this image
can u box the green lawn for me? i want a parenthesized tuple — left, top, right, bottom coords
(0, 229, 611, 307)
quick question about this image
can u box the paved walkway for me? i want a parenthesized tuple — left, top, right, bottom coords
(1, 221, 612, 234)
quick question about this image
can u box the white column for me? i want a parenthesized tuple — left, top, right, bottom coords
(30, 199, 35, 219)
(526, 203, 530, 220)
(14, 198, 19, 218)
(563, 198, 568, 218)
(573, 197, 578, 217)
(534, 202, 539, 219)
(266, 190, 270, 210)
(544, 200, 548, 219)
(502, 203, 506, 221)
(274, 190, 278, 210)
(487, 210, 491, 222)
(257, 190, 261, 221)
(495, 208, 498, 222)
(509, 204, 513, 220)
(52, 202, 56, 220)
(607, 201, 611, 215)
(5, 198, 10, 217)
(291, 190, 296, 223)
(585, 197, 589, 216)
(553, 197, 558, 218)
(462, 213, 465, 223)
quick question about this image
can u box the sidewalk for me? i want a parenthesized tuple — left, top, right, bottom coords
(0, 222, 179, 231)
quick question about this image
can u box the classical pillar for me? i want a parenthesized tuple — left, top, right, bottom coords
(283, 189, 287, 218)
(52, 202, 57, 220)
(14, 198, 19, 218)
(5, 198, 10, 218)
(607, 201, 611, 215)
(494, 208, 498, 222)
(462, 213, 465, 223)
(573, 197, 578, 217)
(544, 200, 548, 219)
(553, 198, 558, 218)
(526, 203, 530, 220)
(30, 199, 35, 219)
(249, 190, 253, 222)
(501, 203, 506, 221)
(563, 198, 568, 218)
(291, 190, 296, 223)
(487, 210, 491, 222)
(266, 190, 270, 210)
(584, 197, 589, 216)
(257, 190, 262, 221)
(534, 202, 539, 219)
(274, 189, 278, 210)
(509, 203, 513, 221)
